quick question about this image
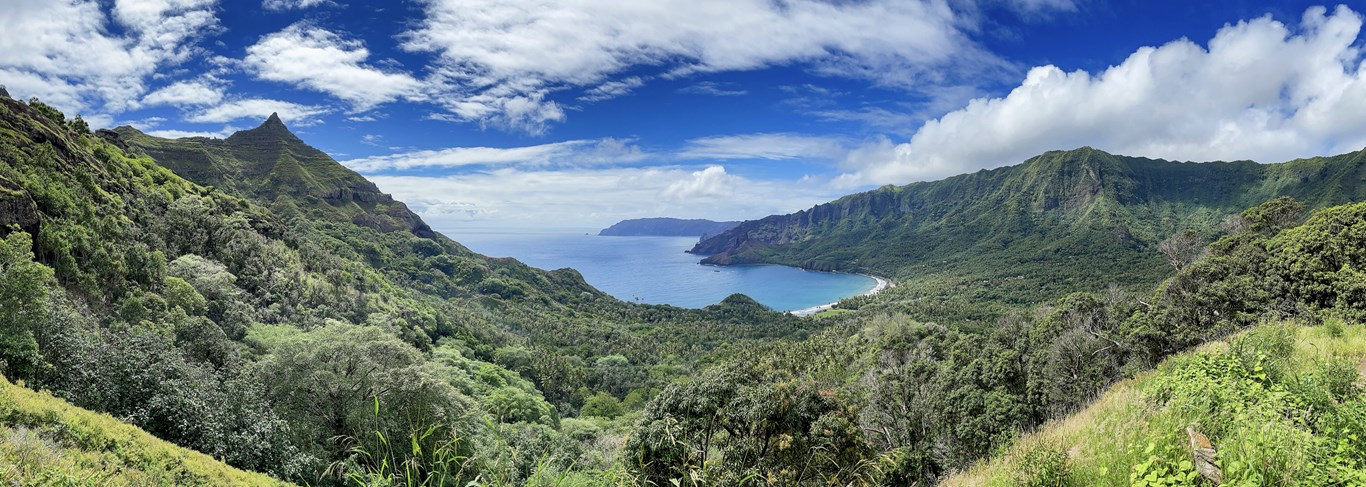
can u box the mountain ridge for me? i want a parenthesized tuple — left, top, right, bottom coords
(599, 217, 741, 237)
(112, 116, 437, 238)
(691, 146, 1366, 308)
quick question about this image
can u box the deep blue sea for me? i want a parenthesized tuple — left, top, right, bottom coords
(445, 228, 877, 312)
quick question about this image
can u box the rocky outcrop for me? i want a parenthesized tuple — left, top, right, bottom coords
(0, 176, 40, 236)
(0, 85, 10, 99)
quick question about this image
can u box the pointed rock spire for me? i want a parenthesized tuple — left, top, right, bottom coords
(228, 111, 301, 143)
(0, 85, 9, 99)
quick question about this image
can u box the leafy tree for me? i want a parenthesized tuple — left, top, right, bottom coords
(0, 231, 54, 379)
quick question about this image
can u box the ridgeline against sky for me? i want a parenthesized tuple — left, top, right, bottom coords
(2, 1, 1364, 228)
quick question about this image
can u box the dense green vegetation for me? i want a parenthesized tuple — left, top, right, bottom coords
(2, 92, 1363, 486)
(944, 320, 1366, 486)
(0, 96, 816, 485)
(0, 374, 286, 486)
(694, 147, 1366, 325)
(629, 197, 1366, 484)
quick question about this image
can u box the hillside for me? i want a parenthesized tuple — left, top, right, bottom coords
(113, 115, 436, 238)
(0, 95, 817, 484)
(599, 217, 740, 237)
(0, 374, 288, 486)
(692, 147, 1366, 316)
(943, 320, 1366, 486)
(624, 198, 1366, 485)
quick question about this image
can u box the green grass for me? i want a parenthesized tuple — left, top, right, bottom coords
(943, 320, 1366, 486)
(0, 375, 289, 486)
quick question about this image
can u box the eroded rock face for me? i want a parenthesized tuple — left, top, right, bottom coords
(0, 176, 40, 236)
(0, 85, 10, 99)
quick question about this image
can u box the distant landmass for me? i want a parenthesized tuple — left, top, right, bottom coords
(599, 217, 741, 237)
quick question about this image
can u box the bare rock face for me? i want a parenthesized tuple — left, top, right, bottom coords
(0, 85, 10, 99)
(0, 176, 40, 236)
(1187, 425, 1222, 485)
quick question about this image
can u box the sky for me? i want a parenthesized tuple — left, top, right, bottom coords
(3, 0, 1365, 230)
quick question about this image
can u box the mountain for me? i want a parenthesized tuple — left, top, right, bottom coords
(0, 96, 816, 484)
(692, 147, 1366, 309)
(599, 217, 740, 237)
(112, 114, 435, 238)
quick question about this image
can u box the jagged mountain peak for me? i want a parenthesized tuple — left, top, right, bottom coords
(227, 112, 301, 145)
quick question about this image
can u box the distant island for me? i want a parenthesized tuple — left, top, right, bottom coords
(599, 217, 741, 237)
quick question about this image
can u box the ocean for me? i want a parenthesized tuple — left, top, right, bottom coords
(445, 228, 877, 312)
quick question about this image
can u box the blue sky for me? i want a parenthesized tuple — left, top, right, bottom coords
(3, 1, 1365, 229)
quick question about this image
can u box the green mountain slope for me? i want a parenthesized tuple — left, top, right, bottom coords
(0, 95, 818, 484)
(113, 114, 435, 238)
(693, 147, 1366, 315)
(943, 320, 1366, 486)
(0, 374, 288, 486)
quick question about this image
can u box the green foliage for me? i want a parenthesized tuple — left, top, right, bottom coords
(580, 392, 624, 419)
(0, 374, 288, 486)
(0, 231, 54, 379)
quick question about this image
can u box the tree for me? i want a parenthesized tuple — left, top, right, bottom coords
(253, 324, 474, 471)
(0, 231, 54, 379)
(1241, 196, 1305, 235)
(1158, 230, 1205, 271)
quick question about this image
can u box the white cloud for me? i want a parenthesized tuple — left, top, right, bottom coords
(580, 77, 646, 102)
(245, 24, 423, 110)
(838, 5, 1366, 186)
(145, 127, 239, 138)
(187, 98, 330, 124)
(262, 0, 329, 11)
(401, 0, 1025, 132)
(343, 138, 646, 172)
(0, 0, 219, 115)
(678, 133, 847, 161)
(369, 166, 843, 229)
(678, 81, 748, 97)
(661, 165, 737, 200)
(141, 78, 224, 106)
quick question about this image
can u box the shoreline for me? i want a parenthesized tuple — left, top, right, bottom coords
(789, 274, 890, 317)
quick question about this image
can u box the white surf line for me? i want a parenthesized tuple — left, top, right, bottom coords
(789, 274, 890, 317)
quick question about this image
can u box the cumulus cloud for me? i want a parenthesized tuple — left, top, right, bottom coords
(369, 166, 842, 229)
(838, 5, 1366, 186)
(0, 0, 219, 115)
(187, 98, 330, 124)
(401, 0, 1028, 133)
(245, 24, 424, 110)
(343, 138, 647, 172)
(661, 165, 737, 200)
(678, 133, 848, 161)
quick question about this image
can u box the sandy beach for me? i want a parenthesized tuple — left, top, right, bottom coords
(789, 274, 890, 317)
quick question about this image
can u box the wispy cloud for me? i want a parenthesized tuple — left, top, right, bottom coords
(342, 138, 647, 172)
(399, 0, 1042, 133)
(368, 166, 845, 229)
(187, 98, 330, 124)
(580, 77, 646, 102)
(678, 81, 747, 97)
(678, 133, 848, 161)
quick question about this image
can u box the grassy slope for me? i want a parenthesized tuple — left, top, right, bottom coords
(0, 375, 287, 486)
(943, 320, 1366, 486)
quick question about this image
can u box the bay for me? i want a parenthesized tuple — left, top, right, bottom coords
(446, 228, 877, 312)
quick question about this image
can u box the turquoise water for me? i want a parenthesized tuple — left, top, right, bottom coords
(446, 228, 877, 312)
